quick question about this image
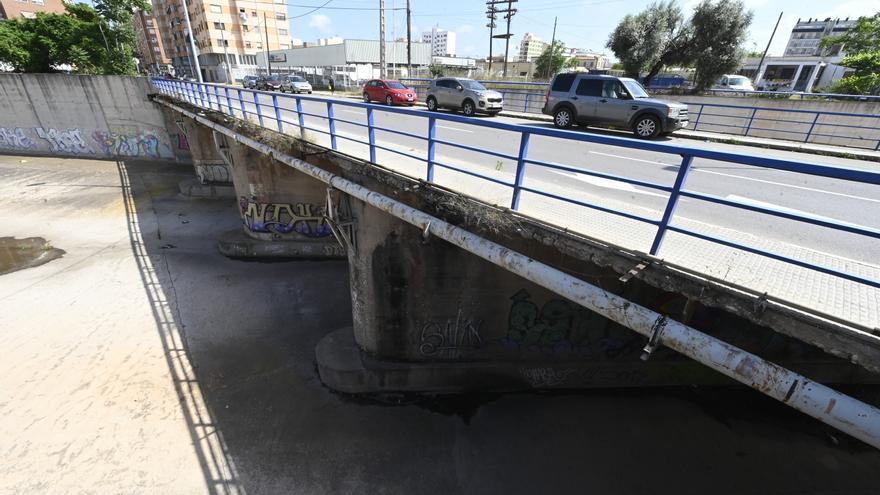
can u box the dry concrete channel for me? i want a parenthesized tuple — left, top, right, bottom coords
(2, 153, 880, 493)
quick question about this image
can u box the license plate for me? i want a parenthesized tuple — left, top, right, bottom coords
(407, 98, 413, 101)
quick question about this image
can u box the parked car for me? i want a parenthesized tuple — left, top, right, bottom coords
(242, 75, 259, 89)
(713, 74, 755, 92)
(280, 75, 313, 94)
(542, 73, 689, 139)
(256, 75, 283, 91)
(362, 79, 418, 106)
(426, 78, 503, 116)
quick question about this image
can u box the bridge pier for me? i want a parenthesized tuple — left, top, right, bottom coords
(174, 116, 235, 198)
(217, 137, 344, 259)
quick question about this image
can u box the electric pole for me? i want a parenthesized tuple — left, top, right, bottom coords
(486, 3, 497, 76)
(263, 13, 272, 75)
(379, 0, 386, 78)
(546, 16, 556, 80)
(406, 0, 412, 75)
(755, 11, 783, 87)
(220, 24, 232, 83)
(486, 0, 517, 78)
(180, 0, 202, 81)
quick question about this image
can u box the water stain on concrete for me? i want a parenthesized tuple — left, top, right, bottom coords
(0, 237, 65, 275)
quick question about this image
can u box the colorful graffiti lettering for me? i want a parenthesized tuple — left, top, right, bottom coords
(172, 133, 190, 151)
(0, 127, 35, 150)
(239, 197, 333, 237)
(36, 128, 89, 154)
(92, 131, 160, 158)
(194, 162, 231, 183)
(418, 310, 483, 357)
(503, 289, 641, 356)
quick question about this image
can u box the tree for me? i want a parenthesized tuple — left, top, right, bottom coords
(820, 12, 880, 95)
(605, 1, 689, 84)
(0, 2, 143, 74)
(690, 0, 753, 91)
(533, 42, 569, 79)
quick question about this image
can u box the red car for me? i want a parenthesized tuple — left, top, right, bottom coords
(362, 79, 418, 106)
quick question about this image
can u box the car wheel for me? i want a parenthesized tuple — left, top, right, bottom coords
(426, 96, 438, 111)
(633, 115, 661, 139)
(553, 107, 574, 129)
(363, 92, 370, 103)
(462, 100, 475, 116)
(386, 95, 393, 106)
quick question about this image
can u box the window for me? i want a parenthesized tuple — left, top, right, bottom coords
(251, 10, 257, 17)
(551, 73, 577, 92)
(15, 0, 27, 3)
(213, 22, 224, 29)
(218, 39, 228, 46)
(153, 47, 161, 52)
(209, 4, 221, 13)
(278, 28, 287, 36)
(32, 0, 44, 5)
(601, 80, 626, 98)
(275, 13, 285, 20)
(242, 25, 249, 32)
(256, 43, 262, 49)
(575, 78, 603, 97)
(245, 41, 252, 48)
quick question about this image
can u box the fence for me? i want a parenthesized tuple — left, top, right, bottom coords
(399, 78, 880, 150)
(150, 78, 880, 291)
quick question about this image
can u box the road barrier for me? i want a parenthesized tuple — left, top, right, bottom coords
(151, 78, 880, 292)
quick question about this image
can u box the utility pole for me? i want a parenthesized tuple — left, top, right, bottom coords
(406, 0, 412, 75)
(755, 11, 783, 88)
(379, 0, 386, 78)
(220, 24, 233, 83)
(486, 0, 517, 78)
(180, 0, 202, 81)
(263, 12, 271, 75)
(546, 16, 557, 80)
(486, 3, 497, 76)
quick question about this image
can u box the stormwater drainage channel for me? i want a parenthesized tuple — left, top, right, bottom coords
(158, 99, 880, 450)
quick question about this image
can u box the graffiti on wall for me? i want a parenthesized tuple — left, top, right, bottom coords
(418, 310, 483, 358)
(239, 197, 333, 237)
(0, 127, 35, 150)
(172, 133, 189, 151)
(503, 289, 641, 357)
(36, 128, 89, 154)
(92, 131, 161, 158)
(194, 162, 231, 183)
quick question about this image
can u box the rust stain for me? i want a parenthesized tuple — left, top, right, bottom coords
(825, 398, 837, 415)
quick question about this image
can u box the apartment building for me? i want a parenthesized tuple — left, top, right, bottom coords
(0, 0, 64, 20)
(784, 17, 858, 57)
(422, 28, 456, 57)
(133, 9, 171, 74)
(151, 0, 292, 82)
(517, 33, 547, 62)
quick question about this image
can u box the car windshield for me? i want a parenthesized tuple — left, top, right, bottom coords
(728, 76, 750, 86)
(267, 76, 282, 82)
(459, 80, 487, 91)
(289, 76, 305, 82)
(621, 79, 650, 98)
(386, 81, 407, 89)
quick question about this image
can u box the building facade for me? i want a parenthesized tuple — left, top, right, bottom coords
(0, 0, 64, 20)
(517, 33, 547, 62)
(422, 28, 456, 57)
(133, 9, 171, 74)
(150, 0, 292, 82)
(784, 17, 857, 57)
(567, 49, 609, 70)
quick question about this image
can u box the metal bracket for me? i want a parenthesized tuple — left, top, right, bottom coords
(640, 315, 668, 361)
(421, 221, 431, 243)
(324, 187, 355, 254)
(619, 261, 649, 283)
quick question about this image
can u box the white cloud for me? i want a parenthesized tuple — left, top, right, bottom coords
(308, 14, 332, 32)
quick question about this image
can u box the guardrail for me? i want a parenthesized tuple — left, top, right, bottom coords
(151, 78, 880, 290)
(400, 78, 880, 150)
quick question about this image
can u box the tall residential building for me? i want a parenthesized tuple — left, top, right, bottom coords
(151, 0, 292, 82)
(422, 28, 456, 57)
(517, 33, 547, 62)
(0, 0, 65, 20)
(133, 9, 171, 74)
(784, 17, 858, 57)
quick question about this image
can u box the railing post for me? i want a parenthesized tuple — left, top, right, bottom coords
(510, 131, 531, 210)
(805, 113, 820, 143)
(296, 97, 305, 139)
(253, 92, 264, 126)
(198, 83, 207, 108)
(225, 87, 234, 117)
(650, 154, 694, 255)
(273, 94, 283, 133)
(427, 116, 437, 182)
(693, 105, 703, 131)
(367, 107, 376, 163)
(523, 93, 529, 113)
(326, 101, 337, 150)
(237, 89, 246, 120)
(744, 108, 758, 136)
(213, 85, 221, 111)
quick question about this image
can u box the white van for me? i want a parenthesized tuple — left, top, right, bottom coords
(714, 74, 755, 92)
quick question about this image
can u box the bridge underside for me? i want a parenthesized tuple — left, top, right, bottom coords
(152, 94, 880, 398)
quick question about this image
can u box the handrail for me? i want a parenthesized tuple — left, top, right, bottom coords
(151, 78, 880, 290)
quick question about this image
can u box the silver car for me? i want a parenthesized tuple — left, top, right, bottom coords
(426, 78, 503, 117)
(281, 75, 313, 94)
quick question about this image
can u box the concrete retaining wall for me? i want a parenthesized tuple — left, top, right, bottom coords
(0, 74, 189, 160)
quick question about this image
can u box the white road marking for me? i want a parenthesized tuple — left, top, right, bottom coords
(588, 150, 671, 166)
(724, 194, 860, 228)
(438, 125, 473, 133)
(338, 108, 364, 115)
(697, 169, 880, 204)
(553, 170, 667, 198)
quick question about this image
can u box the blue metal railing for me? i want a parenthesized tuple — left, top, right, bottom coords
(151, 78, 880, 290)
(399, 78, 880, 150)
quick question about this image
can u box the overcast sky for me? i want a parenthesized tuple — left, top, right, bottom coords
(282, 0, 878, 59)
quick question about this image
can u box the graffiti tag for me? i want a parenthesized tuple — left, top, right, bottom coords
(519, 367, 574, 387)
(418, 310, 483, 357)
(239, 197, 332, 237)
(195, 162, 231, 183)
(92, 131, 160, 158)
(36, 128, 89, 154)
(0, 127, 35, 150)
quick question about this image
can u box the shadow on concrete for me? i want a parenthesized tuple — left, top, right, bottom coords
(116, 159, 880, 494)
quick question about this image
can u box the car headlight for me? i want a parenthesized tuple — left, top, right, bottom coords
(667, 107, 678, 117)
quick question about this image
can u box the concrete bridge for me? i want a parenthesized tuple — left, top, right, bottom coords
(1, 73, 879, 449)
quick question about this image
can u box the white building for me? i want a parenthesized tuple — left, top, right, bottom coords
(784, 17, 857, 57)
(518, 33, 548, 62)
(422, 28, 456, 57)
(739, 54, 848, 92)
